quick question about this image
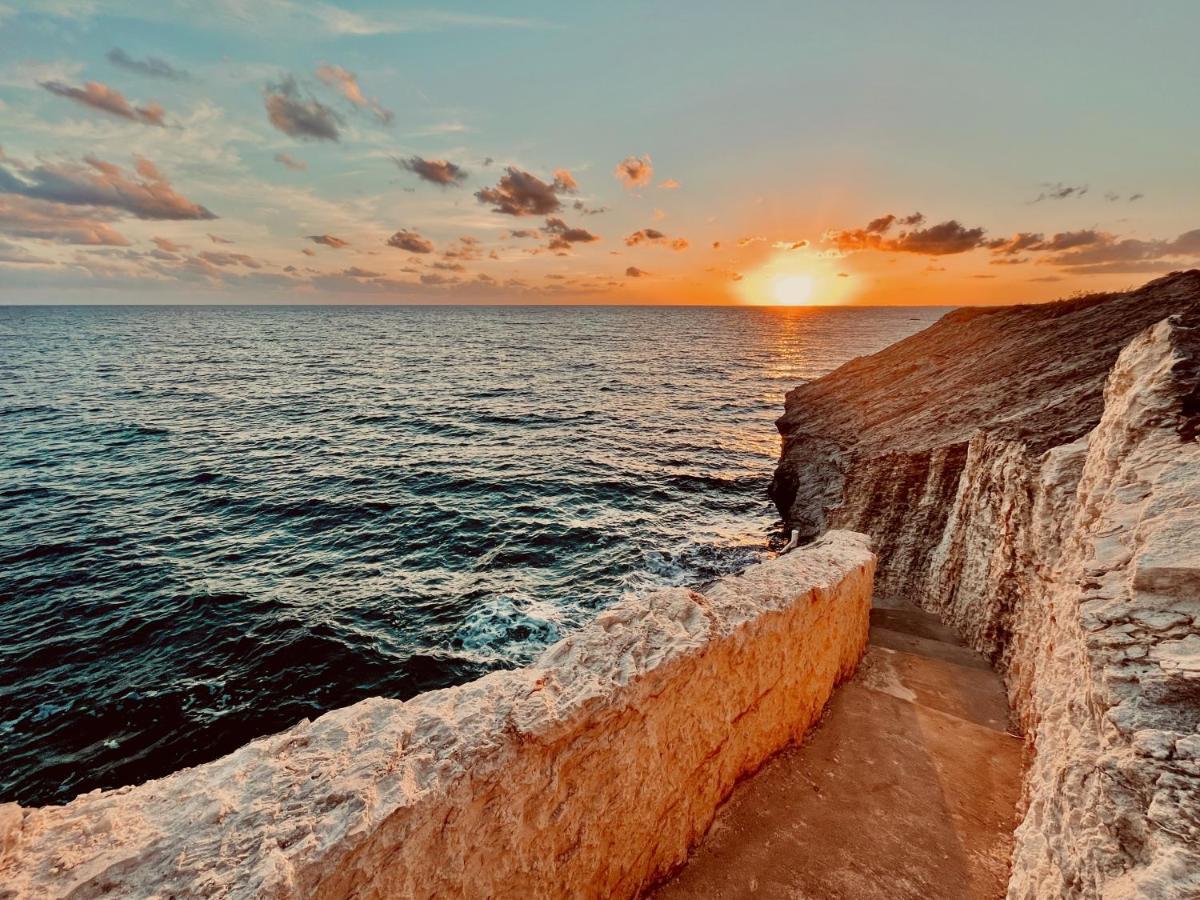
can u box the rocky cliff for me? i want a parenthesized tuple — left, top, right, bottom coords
(0, 533, 874, 899)
(772, 271, 1200, 898)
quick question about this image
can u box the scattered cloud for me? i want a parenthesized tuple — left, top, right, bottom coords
(625, 266, 648, 277)
(658, 178, 679, 190)
(825, 215, 985, 256)
(772, 240, 808, 250)
(264, 75, 342, 141)
(307, 233, 348, 249)
(387, 229, 434, 253)
(0, 195, 128, 245)
(199, 250, 262, 268)
(475, 167, 576, 216)
(39, 80, 166, 126)
(543, 217, 599, 251)
(614, 155, 653, 189)
(572, 199, 607, 215)
(152, 236, 185, 252)
(315, 64, 393, 124)
(1041, 228, 1200, 272)
(397, 155, 467, 186)
(1032, 182, 1087, 202)
(106, 48, 189, 81)
(274, 151, 307, 171)
(625, 228, 665, 246)
(208, 233, 233, 243)
(0, 154, 215, 220)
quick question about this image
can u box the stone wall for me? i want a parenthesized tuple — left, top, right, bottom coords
(776, 300, 1199, 898)
(0, 532, 875, 900)
(921, 316, 1200, 898)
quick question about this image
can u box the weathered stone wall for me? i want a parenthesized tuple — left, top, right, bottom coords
(778, 305, 1199, 898)
(921, 316, 1200, 899)
(0, 532, 875, 900)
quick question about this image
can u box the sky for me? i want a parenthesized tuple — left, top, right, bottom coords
(1, 1, 1198, 306)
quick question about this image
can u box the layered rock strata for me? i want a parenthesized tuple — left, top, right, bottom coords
(0, 532, 875, 900)
(772, 271, 1200, 898)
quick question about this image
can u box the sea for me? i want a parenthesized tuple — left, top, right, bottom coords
(0, 303, 943, 806)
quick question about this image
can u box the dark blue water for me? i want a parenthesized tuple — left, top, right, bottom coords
(0, 304, 942, 806)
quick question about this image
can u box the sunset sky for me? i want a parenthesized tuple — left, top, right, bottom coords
(2, 1, 1198, 306)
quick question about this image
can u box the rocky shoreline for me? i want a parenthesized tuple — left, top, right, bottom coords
(773, 270, 1200, 898)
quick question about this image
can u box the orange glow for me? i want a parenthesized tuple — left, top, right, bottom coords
(735, 251, 858, 306)
(770, 273, 814, 305)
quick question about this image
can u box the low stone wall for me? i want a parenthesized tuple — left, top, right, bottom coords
(0, 531, 875, 900)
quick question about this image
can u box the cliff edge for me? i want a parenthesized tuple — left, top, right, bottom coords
(772, 271, 1200, 899)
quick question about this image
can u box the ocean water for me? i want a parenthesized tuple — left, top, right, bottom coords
(0, 304, 943, 806)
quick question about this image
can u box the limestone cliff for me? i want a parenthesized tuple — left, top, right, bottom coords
(772, 271, 1200, 899)
(0, 533, 874, 900)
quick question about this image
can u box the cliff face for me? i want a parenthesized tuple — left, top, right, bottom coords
(771, 270, 1200, 603)
(772, 271, 1200, 898)
(0, 533, 874, 900)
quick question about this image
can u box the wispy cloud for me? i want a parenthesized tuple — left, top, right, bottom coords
(40, 80, 166, 126)
(315, 64, 393, 125)
(0, 153, 215, 220)
(106, 48, 189, 81)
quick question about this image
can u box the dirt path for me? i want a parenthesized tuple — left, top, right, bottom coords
(649, 597, 1024, 899)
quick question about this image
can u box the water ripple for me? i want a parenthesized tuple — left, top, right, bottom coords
(0, 303, 942, 805)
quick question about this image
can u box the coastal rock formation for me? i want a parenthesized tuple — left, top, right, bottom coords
(772, 271, 1200, 898)
(0, 532, 874, 900)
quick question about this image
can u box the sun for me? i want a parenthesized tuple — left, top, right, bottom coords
(770, 273, 815, 306)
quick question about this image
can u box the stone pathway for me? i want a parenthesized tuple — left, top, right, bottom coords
(649, 597, 1024, 899)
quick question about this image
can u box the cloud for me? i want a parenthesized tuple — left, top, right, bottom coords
(825, 215, 986, 256)
(315, 64, 393, 124)
(1040, 228, 1200, 272)
(625, 228, 665, 246)
(658, 178, 680, 190)
(106, 48, 188, 81)
(387, 229, 434, 253)
(572, 199, 607, 215)
(342, 266, 382, 278)
(39, 80, 166, 126)
(625, 227, 687, 250)
(397, 155, 467, 186)
(274, 151, 307, 171)
(0, 195, 129, 245)
(199, 250, 262, 268)
(986, 231, 1045, 255)
(614, 155, 653, 189)
(625, 266, 648, 277)
(0, 239, 52, 265)
(301, 247, 316, 256)
(208, 233, 233, 243)
(475, 167, 576, 216)
(152, 236, 185, 252)
(0, 154, 215, 220)
(1032, 182, 1087, 202)
(264, 76, 342, 141)
(307, 233, 348, 249)
(737, 235, 766, 247)
(542, 217, 599, 251)
(507, 228, 539, 239)
(772, 240, 808, 250)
